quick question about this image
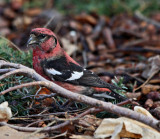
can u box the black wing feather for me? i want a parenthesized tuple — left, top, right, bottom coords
(42, 56, 121, 90)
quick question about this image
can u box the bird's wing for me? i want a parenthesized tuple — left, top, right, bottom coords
(42, 56, 84, 83)
(42, 56, 120, 90)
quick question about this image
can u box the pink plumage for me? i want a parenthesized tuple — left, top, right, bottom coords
(27, 28, 126, 100)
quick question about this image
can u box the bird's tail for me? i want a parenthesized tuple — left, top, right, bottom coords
(104, 82, 122, 91)
(94, 87, 127, 101)
(107, 89, 127, 101)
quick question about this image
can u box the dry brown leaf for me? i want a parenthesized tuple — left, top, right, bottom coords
(0, 17, 9, 28)
(69, 20, 83, 31)
(142, 84, 160, 95)
(142, 55, 160, 79)
(145, 99, 154, 108)
(0, 102, 12, 122)
(11, 0, 23, 10)
(3, 8, 16, 19)
(78, 115, 101, 133)
(25, 8, 42, 16)
(149, 78, 160, 84)
(34, 87, 53, 106)
(83, 24, 93, 35)
(74, 13, 97, 25)
(94, 117, 160, 139)
(126, 92, 141, 99)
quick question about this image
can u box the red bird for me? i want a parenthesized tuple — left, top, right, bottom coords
(27, 28, 126, 100)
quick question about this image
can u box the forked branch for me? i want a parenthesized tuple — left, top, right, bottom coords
(0, 60, 159, 131)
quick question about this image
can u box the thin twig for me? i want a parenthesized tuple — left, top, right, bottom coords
(134, 69, 159, 91)
(0, 69, 26, 81)
(0, 60, 48, 81)
(17, 112, 69, 118)
(0, 35, 22, 52)
(22, 93, 57, 100)
(135, 11, 160, 28)
(0, 81, 46, 95)
(29, 87, 42, 108)
(0, 68, 16, 74)
(43, 15, 55, 28)
(26, 120, 56, 138)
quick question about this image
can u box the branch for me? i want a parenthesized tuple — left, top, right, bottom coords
(0, 68, 16, 74)
(0, 60, 48, 82)
(0, 81, 44, 95)
(0, 69, 26, 80)
(22, 93, 57, 100)
(0, 60, 160, 131)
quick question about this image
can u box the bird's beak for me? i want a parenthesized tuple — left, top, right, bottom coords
(27, 34, 37, 47)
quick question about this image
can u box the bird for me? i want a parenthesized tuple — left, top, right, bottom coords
(27, 28, 126, 101)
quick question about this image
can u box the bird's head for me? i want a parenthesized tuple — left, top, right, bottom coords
(27, 28, 58, 53)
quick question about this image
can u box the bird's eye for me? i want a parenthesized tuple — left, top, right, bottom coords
(39, 34, 46, 38)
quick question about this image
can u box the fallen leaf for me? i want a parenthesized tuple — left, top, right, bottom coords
(3, 8, 16, 19)
(25, 8, 42, 16)
(145, 99, 154, 108)
(142, 55, 160, 79)
(34, 87, 54, 106)
(69, 20, 83, 31)
(94, 117, 160, 139)
(0, 17, 9, 28)
(0, 102, 12, 122)
(78, 115, 101, 132)
(74, 13, 97, 25)
(134, 106, 153, 118)
(142, 85, 160, 95)
(11, 0, 23, 10)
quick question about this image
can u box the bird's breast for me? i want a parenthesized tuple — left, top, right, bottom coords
(33, 52, 50, 80)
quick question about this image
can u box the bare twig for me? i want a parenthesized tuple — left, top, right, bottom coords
(0, 68, 16, 74)
(22, 93, 57, 100)
(0, 81, 46, 96)
(0, 69, 27, 81)
(43, 16, 55, 28)
(0, 60, 160, 131)
(26, 120, 56, 138)
(121, 38, 148, 48)
(17, 112, 69, 118)
(134, 69, 159, 91)
(135, 11, 160, 28)
(0, 60, 48, 81)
